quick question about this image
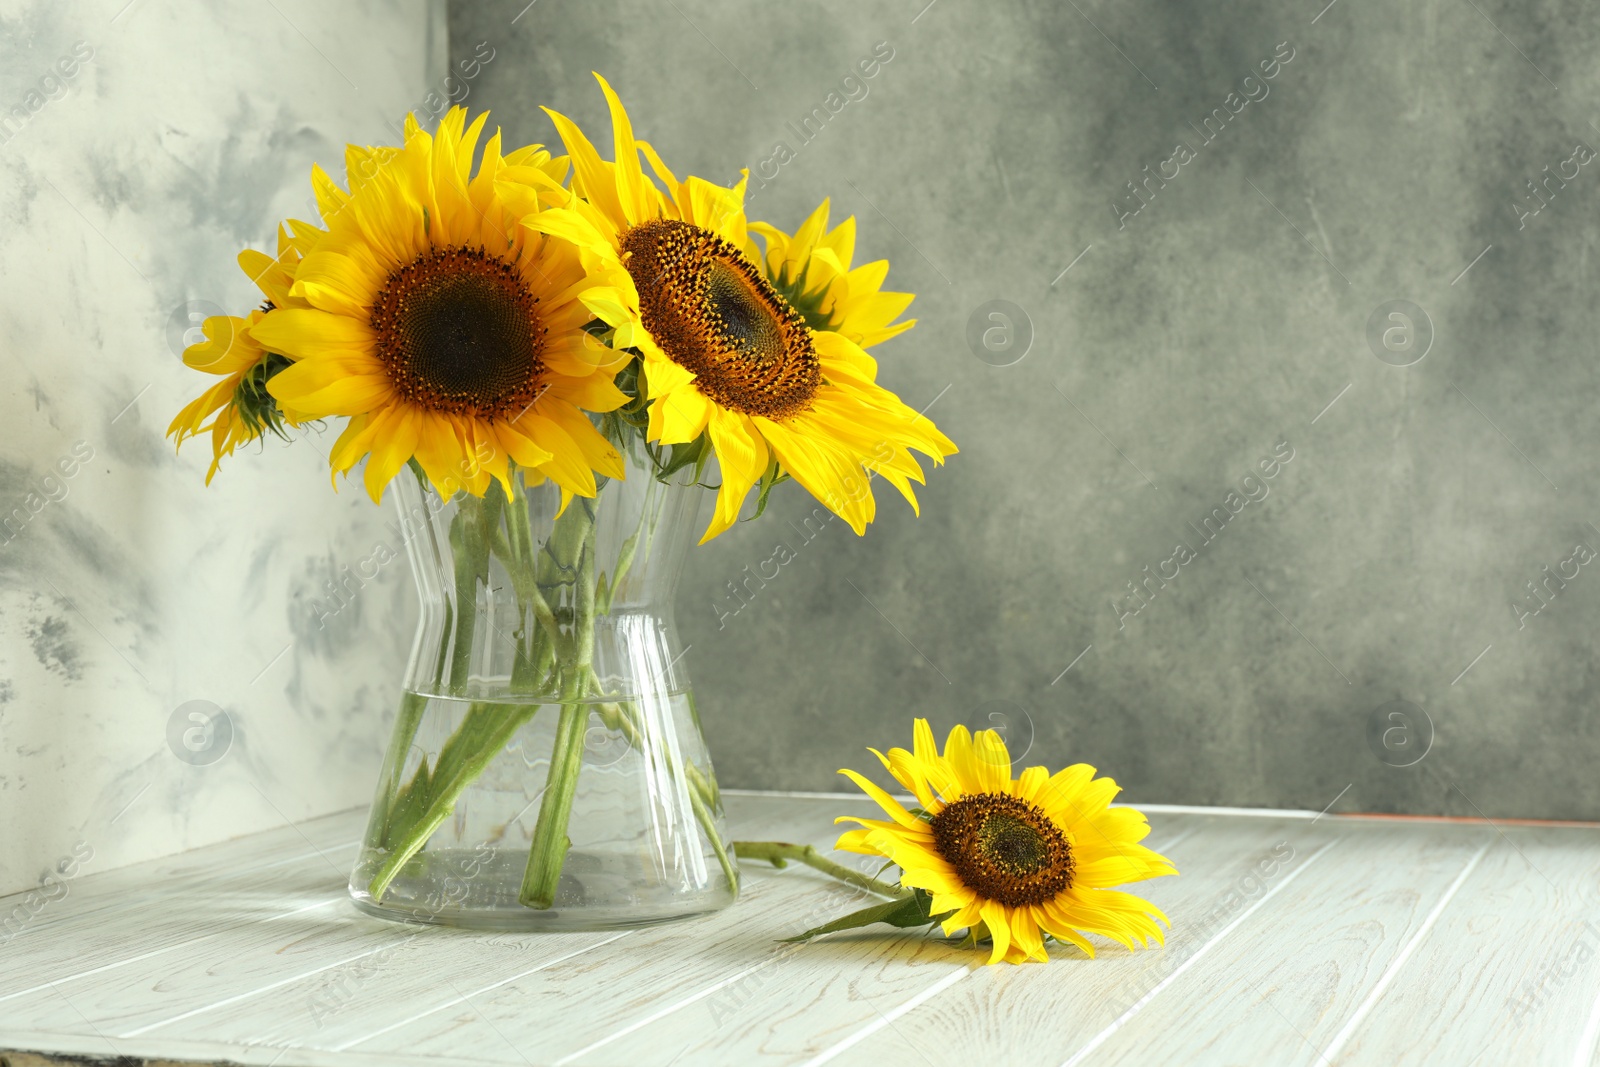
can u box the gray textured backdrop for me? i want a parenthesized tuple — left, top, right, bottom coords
(451, 0, 1600, 819)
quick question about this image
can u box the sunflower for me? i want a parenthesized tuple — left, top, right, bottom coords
(751, 199, 917, 352)
(257, 108, 630, 505)
(517, 74, 956, 543)
(835, 719, 1176, 965)
(169, 226, 309, 482)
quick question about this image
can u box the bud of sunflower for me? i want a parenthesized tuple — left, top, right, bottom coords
(231, 350, 295, 441)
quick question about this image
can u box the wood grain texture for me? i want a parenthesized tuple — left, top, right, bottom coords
(1332, 826, 1600, 1066)
(1087, 822, 1496, 1067)
(826, 815, 1332, 1067)
(0, 798, 1595, 1067)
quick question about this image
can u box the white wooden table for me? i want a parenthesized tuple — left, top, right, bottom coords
(2, 793, 1598, 1066)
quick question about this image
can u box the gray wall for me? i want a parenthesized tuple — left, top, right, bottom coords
(452, 0, 1600, 819)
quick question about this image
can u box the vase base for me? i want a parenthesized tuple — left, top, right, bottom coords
(347, 846, 739, 932)
(346, 893, 736, 932)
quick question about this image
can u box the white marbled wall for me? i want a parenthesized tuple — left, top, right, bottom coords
(0, 0, 447, 897)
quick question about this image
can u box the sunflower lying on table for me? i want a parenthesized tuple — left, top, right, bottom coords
(735, 720, 1177, 965)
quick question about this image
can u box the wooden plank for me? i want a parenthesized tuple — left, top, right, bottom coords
(157, 797, 852, 1052)
(1080, 821, 1495, 1065)
(0, 867, 350, 1004)
(1, 797, 1595, 1067)
(4, 898, 398, 1037)
(337, 795, 888, 1065)
(577, 816, 1215, 1066)
(1326, 826, 1600, 1066)
(0, 808, 361, 953)
(0, 1027, 505, 1067)
(818, 816, 1340, 1067)
(0, 793, 864, 1058)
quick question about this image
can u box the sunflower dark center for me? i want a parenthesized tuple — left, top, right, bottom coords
(620, 218, 820, 420)
(370, 245, 547, 420)
(930, 793, 1074, 908)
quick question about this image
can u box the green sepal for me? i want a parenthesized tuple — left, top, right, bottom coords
(233, 352, 295, 441)
(654, 433, 710, 484)
(746, 456, 788, 524)
(768, 261, 839, 334)
(781, 887, 952, 943)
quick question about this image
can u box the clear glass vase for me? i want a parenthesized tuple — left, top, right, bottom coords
(347, 447, 738, 930)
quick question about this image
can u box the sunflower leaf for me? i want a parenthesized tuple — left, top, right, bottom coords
(780, 888, 952, 943)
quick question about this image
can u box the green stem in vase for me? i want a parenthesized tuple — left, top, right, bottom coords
(518, 681, 587, 908)
(445, 486, 499, 695)
(371, 473, 543, 900)
(519, 498, 599, 909)
(369, 698, 537, 901)
(378, 689, 430, 848)
(590, 676, 735, 893)
(371, 462, 727, 911)
(377, 466, 458, 845)
(688, 763, 738, 891)
(489, 523, 568, 666)
(596, 474, 654, 615)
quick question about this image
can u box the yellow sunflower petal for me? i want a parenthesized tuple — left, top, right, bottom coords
(183, 316, 257, 373)
(939, 898, 985, 937)
(1010, 908, 1049, 962)
(593, 72, 653, 227)
(513, 412, 598, 498)
(700, 407, 766, 543)
(542, 104, 625, 230)
(979, 900, 1013, 966)
(656, 383, 712, 445)
(877, 747, 938, 810)
(641, 357, 697, 400)
(541, 401, 626, 481)
(249, 308, 374, 358)
(362, 406, 421, 502)
(1036, 903, 1098, 957)
(837, 768, 921, 830)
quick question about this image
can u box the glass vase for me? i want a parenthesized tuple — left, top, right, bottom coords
(347, 447, 738, 930)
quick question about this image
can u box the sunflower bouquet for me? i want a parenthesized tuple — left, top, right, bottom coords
(171, 75, 955, 923)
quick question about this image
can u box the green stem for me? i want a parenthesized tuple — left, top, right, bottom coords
(374, 471, 585, 903)
(446, 506, 483, 695)
(369, 700, 536, 902)
(691, 777, 739, 892)
(588, 673, 733, 891)
(489, 524, 568, 664)
(597, 476, 654, 615)
(684, 758, 721, 817)
(500, 472, 561, 696)
(518, 681, 587, 908)
(378, 689, 430, 846)
(377, 469, 455, 845)
(518, 501, 599, 909)
(732, 841, 908, 900)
